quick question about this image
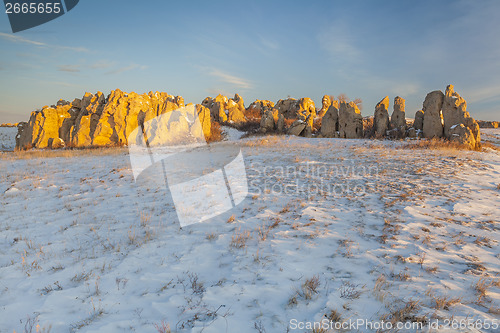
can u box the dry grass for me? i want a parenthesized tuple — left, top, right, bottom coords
(399, 138, 473, 151)
(230, 228, 251, 249)
(2, 146, 129, 160)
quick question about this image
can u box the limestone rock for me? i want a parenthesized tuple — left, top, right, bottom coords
(449, 124, 476, 149)
(414, 110, 424, 131)
(338, 102, 363, 139)
(477, 120, 499, 128)
(422, 90, 444, 138)
(246, 100, 275, 117)
(260, 110, 276, 133)
(374, 96, 390, 136)
(391, 96, 406, 131)
(276, 97, 316, 119)
(320, 101, 339, 137)
(276, 113, 285, 133)
(442, 85, 468, 138)
(287, 119, 306, 136)
(304, 114, 314, 138)
(318, 95, 332, 117)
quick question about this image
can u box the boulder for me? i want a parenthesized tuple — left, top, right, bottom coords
(422, 90, 444, 138)
(320, 101, 339, 138)
(276, 113, 285, 133)
(374, 96, 390, 136)
(390, 96, 406, 132)
(449, 124, 476, 149)
(338, 101, 363, 139)
(442, 85, 469, 138)
(414, 110, 424, 131)
(246, 100, 275, 117)
(287, 119, 306, 136)
(259, 109, 276, 133)
(303, 114, 314, 138)
(276, 97, 316, 119)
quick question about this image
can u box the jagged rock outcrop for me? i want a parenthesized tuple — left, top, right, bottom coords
(202, 94, 246, 124)
(414, 110, 424, 131)
(390, 96, 406, 137)
(441, 85, 480, 147)
(276, 97, 316, 119)
(16, 90, 209, 150)
(422, 90, 445, 138)
(246, 100, 275, 116)
(374, 96, 390, 136)
(338, 102, 363, 138)
(318, 95, 332, 117)
(259, 109, 276, 133)
(477, 120, 499, 128)
(16, 102, 74, 149)
(319, 101, 339, 137)
(449, 124, 476, 149)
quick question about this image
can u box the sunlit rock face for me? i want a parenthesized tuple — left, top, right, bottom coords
(320, 100, 339, 138)
(338, 101, 363, 139)
(373, 96, 390, 137)
(202, 94, 246, 124)
(422, 90, 445, 139)
(275, 97, 316, 119)
(16, 90, 199, 149)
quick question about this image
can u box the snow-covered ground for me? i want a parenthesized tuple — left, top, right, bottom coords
(482, 128, 500, 148)
(0, 126, 17, 151)
(0, 132, 499, 333)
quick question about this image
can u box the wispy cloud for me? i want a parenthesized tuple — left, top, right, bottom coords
(105, 64, 147, 75)
(57, 64, 80, 72)
(0, 32, 89, 52)
(207, 68, 253, 90)
(90, 60, 116, 69)
(317, 22, 361, 63)
(464, 84, 500, 104)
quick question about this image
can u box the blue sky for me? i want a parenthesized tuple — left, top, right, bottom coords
(1, 0, 499, 123)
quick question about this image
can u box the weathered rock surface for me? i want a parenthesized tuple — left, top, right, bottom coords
(422, 90, 445, 138)
(259, 109, 276, 133)
(276, 97, 316, 119)
(442, 85, 469, 138)
(16, 90, 208, 149)
(449, 124, 476, 149)
(414, 110, 424, 131)
(320, 101, 339, 137)
(374, 96, 390, 136)
(477, 120, 499, 128)
(318, 95, 332, 117)
(391, 97, 406, 130)
(338, 102, 363, 138)
(202, 94, 246, 124)
(287, 119, 307, 136)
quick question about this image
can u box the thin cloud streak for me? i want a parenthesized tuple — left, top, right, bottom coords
(57, 65, 80, 72)
(105, 64, 147, 75)
(208, 68, 253, 90)
(0, 32, 89, 52)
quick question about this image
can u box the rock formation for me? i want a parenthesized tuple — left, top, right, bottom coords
(422, 90, 445, 138)
(201, 94, 246, 124)
(259, 109, 276, 133)
(16, 90, 211, 150)
(338, 102, 363, 139)
(373, 96, 390, 136)
(477, 120, 499, 128)
(390, 96, 406, 137)
(318, 95, 332, 117)
(319, 101, 339, 138)
(276, 97, 316, 119)
(414, 110, 424, 132)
